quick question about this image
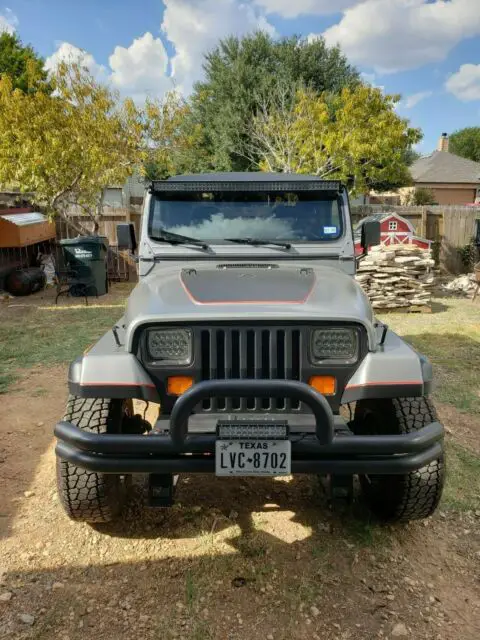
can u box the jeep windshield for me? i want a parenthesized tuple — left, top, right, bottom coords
(148, 190, 343, 243)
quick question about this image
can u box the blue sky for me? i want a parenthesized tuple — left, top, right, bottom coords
(1, 1, 479, 153)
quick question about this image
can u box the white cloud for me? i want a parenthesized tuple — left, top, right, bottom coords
(253, 0, 356, 18)
(0, 8, 18, 34)
(44, 0, 274, 102)
(109, 32, 172, 102)
(360, 71, 385, 92)
(45, 42, 108, 82)
(446, 64, 480, 101)
(162, 0, 275, 93)
(403, 91, 433, 108)
(323, 0, 480, 74)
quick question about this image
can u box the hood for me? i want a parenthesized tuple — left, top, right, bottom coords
(181, 265, 315, 304)
(124, 262, 375, 350)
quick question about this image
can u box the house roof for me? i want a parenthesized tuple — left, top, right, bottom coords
(411, 151, 480, 184)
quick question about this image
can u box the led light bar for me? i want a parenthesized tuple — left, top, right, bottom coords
(150, 180, 342, 193)
(217, 421, 288, 440)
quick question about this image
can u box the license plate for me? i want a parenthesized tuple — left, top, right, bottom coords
(215, 440, 291, 476)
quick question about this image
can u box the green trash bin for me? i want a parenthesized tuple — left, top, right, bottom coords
(59, 236, 109, 297)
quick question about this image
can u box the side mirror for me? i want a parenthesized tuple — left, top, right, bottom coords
(116, 223, 137, 253)
(361, 220, 381, 253)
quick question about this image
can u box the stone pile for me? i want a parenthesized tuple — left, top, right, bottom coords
(441, 273, 477, 296)
(355, 244, 435, 310)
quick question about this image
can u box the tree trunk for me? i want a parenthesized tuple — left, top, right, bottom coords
(57, 210, 92, 237)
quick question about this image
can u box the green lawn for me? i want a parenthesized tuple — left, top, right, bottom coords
(378, 298, 480, 416)
(0, 304, 124, 393)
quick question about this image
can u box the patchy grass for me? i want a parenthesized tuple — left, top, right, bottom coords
(443, 442, 480, 511)
(236, 532, 269, 558)
(0, 305, 125, 393)
(0, 372, 17, 394)
(379, 298, 480, 416)
(185, 570, 196, 608)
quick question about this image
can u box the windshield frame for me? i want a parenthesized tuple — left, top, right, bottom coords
(147, 188, 346, 246)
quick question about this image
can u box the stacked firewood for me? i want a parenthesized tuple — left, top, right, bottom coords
(355, 245, 435, 311)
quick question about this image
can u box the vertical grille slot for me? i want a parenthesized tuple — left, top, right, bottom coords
(231, 330, 241, 409)
(246, 330, 255, 409)
(276, 330, 285, 409)
(198, 326, 303, 413)
(291, 330, 301, 410)
(217, 330, 226, 410)
(261, 330, 270, 410)
(201, 330, 211, 410)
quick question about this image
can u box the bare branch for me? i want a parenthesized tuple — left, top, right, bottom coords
(50, 172, 83, 210)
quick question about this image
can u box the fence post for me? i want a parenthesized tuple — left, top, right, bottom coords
(420, 207, 427, 238)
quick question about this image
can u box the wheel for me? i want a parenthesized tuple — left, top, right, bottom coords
(353, 397, 445, 523)
(56, 396, 128, 523)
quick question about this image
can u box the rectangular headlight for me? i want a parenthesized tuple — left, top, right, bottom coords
(310, 328, 358, 363)
(147, 328, 192, 364)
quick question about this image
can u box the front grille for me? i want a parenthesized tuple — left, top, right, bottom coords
(199, 327, 302, 412)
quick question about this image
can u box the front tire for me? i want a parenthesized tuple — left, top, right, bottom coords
(353, 397, 445, 523)
(56, 396, 127, 523)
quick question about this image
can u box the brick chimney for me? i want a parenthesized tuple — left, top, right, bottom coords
(437, 132, 449, 152)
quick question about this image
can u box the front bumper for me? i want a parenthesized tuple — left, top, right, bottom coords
(55, 380, 444, 475)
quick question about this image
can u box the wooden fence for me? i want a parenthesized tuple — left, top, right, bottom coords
(351, 205, 479, 272)
(55, 206, 142, 246)
(55, 204, 479, 275)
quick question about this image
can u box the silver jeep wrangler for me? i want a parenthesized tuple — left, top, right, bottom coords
(54, 173, 445, 524)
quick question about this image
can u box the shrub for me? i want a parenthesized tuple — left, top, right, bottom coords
(413, 188, 437, 206)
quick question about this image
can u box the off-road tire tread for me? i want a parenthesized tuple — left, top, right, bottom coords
(56, 396, 123, 523)
(354, 397, 445, 523)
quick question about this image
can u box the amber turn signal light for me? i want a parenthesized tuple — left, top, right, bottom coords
(309, 375, 336, 396)
(167, 376, 194, 396)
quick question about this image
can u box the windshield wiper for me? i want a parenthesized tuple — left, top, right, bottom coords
(150, 230, 209, 250)
(225, 237, 292, 250)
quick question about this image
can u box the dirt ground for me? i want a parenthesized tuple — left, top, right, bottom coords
(0, 366, 479, 640)
(0, 289, 479, 639)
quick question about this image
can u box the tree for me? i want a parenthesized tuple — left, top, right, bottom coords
(0, 32, 50, 93)
(413, 188, 437, 206)
(190, 32, 360, 171)
(0, 62, 144, 234)
(143, 91, 206, 180)
(403, 147, 421, 166)
(247, 85, 421, 196)
(449, 127, 480, 163)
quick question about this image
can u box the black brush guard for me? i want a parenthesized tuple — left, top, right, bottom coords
(55, 380, 444, 475)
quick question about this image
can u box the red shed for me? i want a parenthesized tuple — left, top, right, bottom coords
(354, 212, 431, 255)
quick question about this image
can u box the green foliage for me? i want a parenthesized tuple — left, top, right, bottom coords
(457, 239, 477, 273)
(0, 32, 50, 93)
(248, 85, 421, 195)
(0, 62, 144, 233)
(190, 32, 360, 171)
(403, 147, 421, 166)
(143, 91, 206, 179)
(413, 187, 437, 205)
(449, 127, 480, 163)
(443, 442, 480, 511)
